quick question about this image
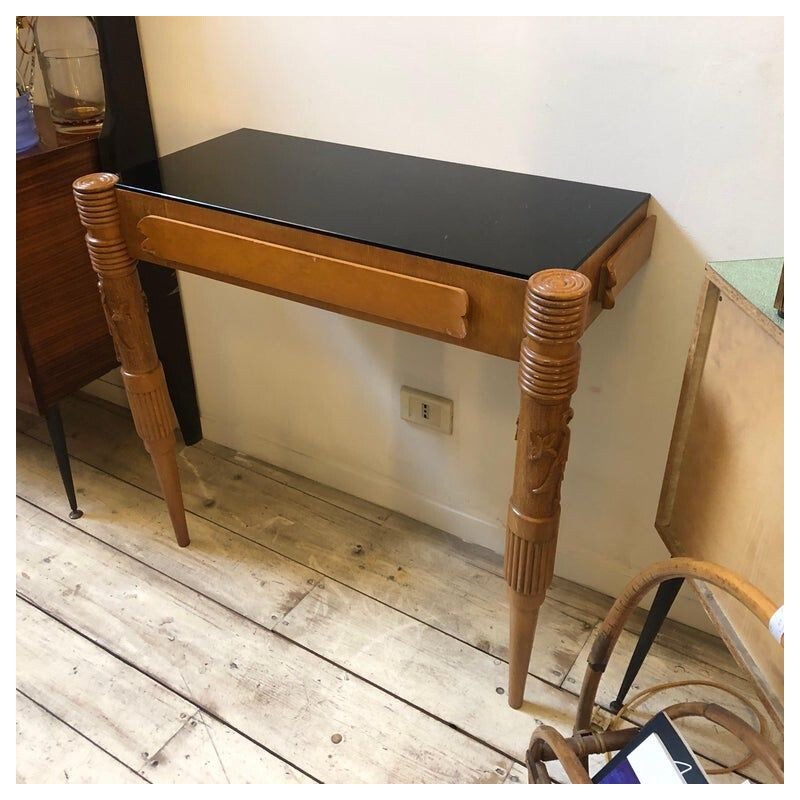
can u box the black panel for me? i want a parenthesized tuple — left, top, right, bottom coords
(94, 16, 202, 445)
(120, 128, 649, 279)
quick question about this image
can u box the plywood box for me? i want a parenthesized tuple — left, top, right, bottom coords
(656, 259, 784, 728)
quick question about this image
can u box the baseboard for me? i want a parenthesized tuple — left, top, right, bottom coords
(84, 376, 129, 409)
(200, 413, 502, 547)
(201, 412, 715, 634)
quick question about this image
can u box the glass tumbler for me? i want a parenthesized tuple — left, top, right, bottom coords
(39, 46, 105, 133)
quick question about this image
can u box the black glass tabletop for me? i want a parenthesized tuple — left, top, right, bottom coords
(119, 128, 649, 280)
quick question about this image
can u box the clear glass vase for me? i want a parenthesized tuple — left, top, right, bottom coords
(34, 16, 105, 134)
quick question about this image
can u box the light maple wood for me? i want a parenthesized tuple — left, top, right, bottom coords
(656, 268, 784, 728)
(600, 215, 657, 309)
(505, 269, 591, 708)
(72, 173, 189, 547)
(138, 215, 469, 339)
(74, 172, 652, 711)
(116, 187, 649, 360)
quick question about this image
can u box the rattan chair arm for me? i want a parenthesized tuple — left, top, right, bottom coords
(663, 702, 783, 782)
(527, 725, 593, 784)
(574, 558, 781, 732)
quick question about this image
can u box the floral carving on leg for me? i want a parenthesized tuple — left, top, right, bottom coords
(527, 409, 574, 513)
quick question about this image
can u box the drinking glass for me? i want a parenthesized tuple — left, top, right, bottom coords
(39, 47, 105, 133)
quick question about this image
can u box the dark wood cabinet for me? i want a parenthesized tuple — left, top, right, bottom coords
(17, 106, 118, 517)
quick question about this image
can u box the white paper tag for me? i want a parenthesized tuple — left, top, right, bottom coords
(769, 605, 784, 643)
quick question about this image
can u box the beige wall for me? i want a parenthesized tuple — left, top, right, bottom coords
(135, 16, 783, 628)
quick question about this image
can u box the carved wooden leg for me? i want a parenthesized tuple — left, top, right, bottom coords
(73, 173, 190, 547)
(505, 269, 591, 708)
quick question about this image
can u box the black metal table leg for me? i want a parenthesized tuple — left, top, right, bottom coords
(609, 577, 684, 713)
(44, 406, 83, 520)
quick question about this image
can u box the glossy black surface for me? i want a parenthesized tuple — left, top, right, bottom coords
(119, 129, 649, 279)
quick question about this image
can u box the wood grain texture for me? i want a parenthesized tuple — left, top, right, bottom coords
(16, 113, 116, 412)
(15, 443, 572, 769)
(279, 577, 581, 762)
(16, 330, 38, 414)
(98, 185, 652, 713)
(138, 215, 469, 338)
(16, 596, 311, 784)
(62, 168, 652, 742)
(577, 202, 650, 326)
(505, 270, 591, 708)
(72, 173, 189, 547)
(17, 596, 194, 775)
(655, 271, 784, 728)
(15, 497, 515, 784)
(117, 188, 649, 360)
(17, 398, 598, 686)
(16, 692, 144, 784)
(17, 396, 762, 784)
(600, 214, 657, 309)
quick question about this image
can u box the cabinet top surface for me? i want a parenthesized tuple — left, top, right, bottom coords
(16, 105, 98, 162)
(118, 128, 649, 279)
(708, 258, 784, 332)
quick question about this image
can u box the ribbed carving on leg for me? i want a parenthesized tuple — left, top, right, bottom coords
(505, 502, 559, 595)
(519, 345, 582, 402)
(523, 270, 592, 344)
(123, 366, 176, 443)
(73, 172, 189, 548)
(72, 173, 122, 227)
(84, 238, 136, 275)
(504, 530, 557, 596)
(504, 269, 592, 703)
(73, 174, 139, 279)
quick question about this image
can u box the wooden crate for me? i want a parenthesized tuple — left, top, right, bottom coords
(656, 259, 784, 728)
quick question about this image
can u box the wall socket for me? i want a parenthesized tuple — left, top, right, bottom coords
(400, 386, 453, 434)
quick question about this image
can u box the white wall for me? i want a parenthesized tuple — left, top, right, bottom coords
(136, 16, 783, 628)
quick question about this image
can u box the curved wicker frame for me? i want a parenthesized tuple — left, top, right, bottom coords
(526, 557, 784, 784)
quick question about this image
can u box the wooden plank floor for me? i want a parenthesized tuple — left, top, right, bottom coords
(16, 395, 780, 783)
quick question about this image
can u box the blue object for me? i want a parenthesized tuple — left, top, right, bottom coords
(16, 92, 39, 154)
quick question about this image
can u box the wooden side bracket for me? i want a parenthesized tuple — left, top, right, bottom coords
(137, 215, 470, 339)
(600, 215, 656, 310)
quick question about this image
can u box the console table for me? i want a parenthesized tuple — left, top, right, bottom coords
(72, 129, 655, 708)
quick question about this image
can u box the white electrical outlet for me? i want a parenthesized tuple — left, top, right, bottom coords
(400, 386, 453, 434)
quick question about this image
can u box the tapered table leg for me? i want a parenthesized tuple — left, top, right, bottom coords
(44, 405, 83, 520)
(505, 269, 591, 708)
(73, 172, 190, 547)
(609, 577, 684, 712)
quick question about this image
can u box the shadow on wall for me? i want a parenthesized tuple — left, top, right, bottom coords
(559, 197, 714, 629)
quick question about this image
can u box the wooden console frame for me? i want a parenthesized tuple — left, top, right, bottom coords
(76, 173, 655, 708)
(117, 188, 652, 360)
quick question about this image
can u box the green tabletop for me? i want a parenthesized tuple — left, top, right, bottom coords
(708, 258, 784, 331)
